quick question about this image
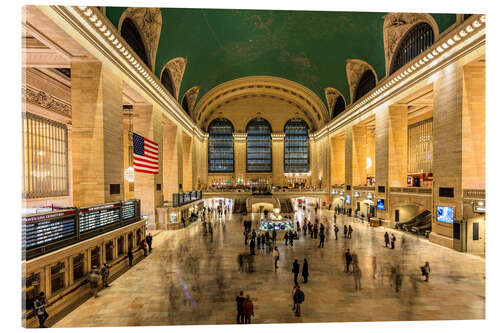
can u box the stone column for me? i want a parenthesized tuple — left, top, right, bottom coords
(132, 104, 164, 229)
(182, 133, 193, 191)
(352, 125, 367, 186)
(233, 133, 247, 183)
(330, 135, 345, 186)
(71, 61, 124, 206)
(344, 127, 353, 208)
(176, 126, 184, 191)
(163, 121, 179, 201)
(375, 110, 389, 220)
(388, 105, 408, 187)
(431, 62, 464, 249)
(271, 132, 285, 186)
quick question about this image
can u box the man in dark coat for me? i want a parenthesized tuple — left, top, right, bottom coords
(319, 231, 325, 248)
(313, 224, 318, 239)
(344, 225, 348, 238)
(292, 259, 300, 285)
(302, 259, 309, 283)
(272, 229, 277, 243)
(236, 291, 245, 324)
(249, 237, 255, 255)
(284, 232, 289, 246)
(334, 224, 339, 240)
(289, 231, 294, 247)
(127, 247, 133, 267)
(345, 248, 352, 273)
(348, 225, 353, 239)
(302, 223, 307, 235)
(145, 233, 153, 253)
(391, 233, 396, 249)
(384, 232, 390, 247)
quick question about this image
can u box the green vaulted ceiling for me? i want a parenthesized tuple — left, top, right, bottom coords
(106, 7, 456, 108)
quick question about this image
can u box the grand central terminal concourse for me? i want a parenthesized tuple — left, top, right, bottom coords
(19, 4, 486, 328)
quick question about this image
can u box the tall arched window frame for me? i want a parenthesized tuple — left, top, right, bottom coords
(246, 118, 272, 173)
(284, 118, 309, 173)
(208, 118, 234, 173)
(390, 22, 435, 75)
(354, 70, 376, 102)
(120, 18, 150, 69)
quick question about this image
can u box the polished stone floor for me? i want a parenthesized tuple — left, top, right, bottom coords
(54, 204, 485, 327)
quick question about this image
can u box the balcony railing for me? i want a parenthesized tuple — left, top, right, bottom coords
(390, 187, 432, 195)
(463, 189, 485, 199)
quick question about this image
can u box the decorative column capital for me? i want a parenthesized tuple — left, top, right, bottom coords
(233, 133, 247, 141)
(271, 132, 285, 141)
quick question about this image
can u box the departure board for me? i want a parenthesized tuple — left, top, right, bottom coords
(23, 214, 76, 249)
(122, 201, 136, 221)
(79, 203, 121, 233)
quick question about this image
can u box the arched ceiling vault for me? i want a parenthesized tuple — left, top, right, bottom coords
(195, 76, 328, 132)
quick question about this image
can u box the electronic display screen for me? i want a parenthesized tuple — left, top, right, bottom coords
(345, 194, 351, 204)
(437, 206, 454, 223)
(377, 199, 385, 210)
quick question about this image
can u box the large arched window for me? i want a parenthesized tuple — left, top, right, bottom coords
(354, 70, 376, 102)
(332, 97, 346, 119)
(284, 118, 309, 173)
(208, 118, 234, 173)
(390, 22, 434, 75)
(121, 18, 150, 69)
(246, 118, 272, 173)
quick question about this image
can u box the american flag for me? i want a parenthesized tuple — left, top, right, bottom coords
(133, 133, 159, 174)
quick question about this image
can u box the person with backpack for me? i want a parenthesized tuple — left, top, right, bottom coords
(33, 292, 49, 328)
(293, 285, 305, 317)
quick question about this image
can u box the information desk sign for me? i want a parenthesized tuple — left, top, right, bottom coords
(22, 209, 77, 249)
(79, 202, 121, 233)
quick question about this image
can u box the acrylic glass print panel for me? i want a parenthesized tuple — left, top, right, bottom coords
(20, 3, 485, 329)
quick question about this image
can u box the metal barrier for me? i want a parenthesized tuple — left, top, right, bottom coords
(22, 199, 141, 260)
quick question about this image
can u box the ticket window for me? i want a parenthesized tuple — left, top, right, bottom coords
(467, 217, 485, 254)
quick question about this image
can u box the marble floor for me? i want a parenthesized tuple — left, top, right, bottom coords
(54, 205, 485, 327)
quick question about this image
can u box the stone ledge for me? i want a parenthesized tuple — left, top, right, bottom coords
(429, 231, 453, 249)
